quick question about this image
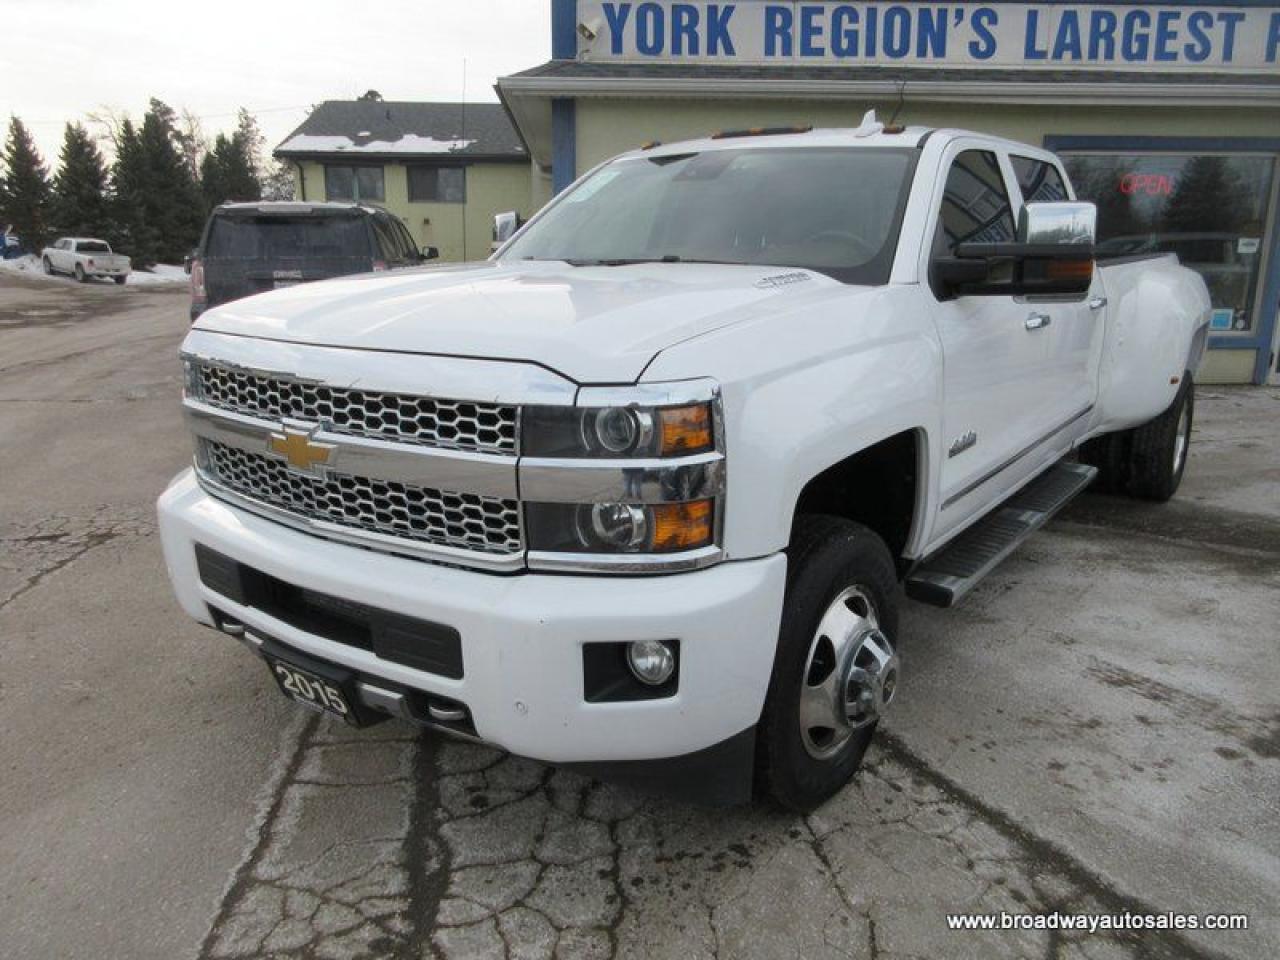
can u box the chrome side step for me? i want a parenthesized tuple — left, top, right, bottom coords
(906, 461, 1097, 608)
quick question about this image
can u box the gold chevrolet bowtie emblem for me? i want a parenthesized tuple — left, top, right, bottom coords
(267, 426, 335, 473)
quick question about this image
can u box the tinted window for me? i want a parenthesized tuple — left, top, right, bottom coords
(394, 219, 419, 259)
(77, 240, 110, 253)
(372, 217, 405, 262)
(1011, 156, 1069, 205)
(205, 216, 371, 260)
(502, 147, 916, 285)
(408, 166, 466, 203)
(936, 150, 1016, 253)
(324, 165, 385, 202)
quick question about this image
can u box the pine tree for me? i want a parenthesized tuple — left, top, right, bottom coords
(1164, 156, 1246, 235)
(0, 116, 52, 252)
(50, 122, 111, 238)
(200, 130, 261, 211)
(262, 159, 296, 201)
(109, 118, 159, 265)
(233, 108, 265, 192)
(199, 137, 231, 212)
(137, 98, 205, 263)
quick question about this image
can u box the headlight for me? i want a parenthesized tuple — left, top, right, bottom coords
(521, 381, 724, 571)
(522, 402, 714, 458)
(526, 499, 715, 555)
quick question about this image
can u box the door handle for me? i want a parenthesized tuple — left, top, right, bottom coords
(1088, 296, 1108, 311)
(1025, 312, 1052, 331)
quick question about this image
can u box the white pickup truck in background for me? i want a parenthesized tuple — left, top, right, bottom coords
(41, 237, 131, 284)
(158, 118, 1210, 810)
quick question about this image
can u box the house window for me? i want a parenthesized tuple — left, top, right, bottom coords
(1063, 152, 1276, 334)
(325, 165, 385, 202)
(408, 166, 466, 203)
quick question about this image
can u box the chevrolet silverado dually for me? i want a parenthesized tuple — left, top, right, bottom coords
(158, 117, 1210, 810)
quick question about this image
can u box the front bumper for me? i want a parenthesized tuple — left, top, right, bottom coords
(158, 469, 786, 765)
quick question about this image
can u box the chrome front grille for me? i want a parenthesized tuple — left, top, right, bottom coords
(200, 440, 523, 557)
(196, 363, 518, 455)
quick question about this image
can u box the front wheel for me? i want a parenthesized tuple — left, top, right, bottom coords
(43, 257, 53, 275)
(757, 515, 900, 812)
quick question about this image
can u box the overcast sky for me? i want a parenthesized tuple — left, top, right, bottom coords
(1, 0, 549, 167)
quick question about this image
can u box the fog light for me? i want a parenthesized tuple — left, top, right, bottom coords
(627, 639, 675, 686)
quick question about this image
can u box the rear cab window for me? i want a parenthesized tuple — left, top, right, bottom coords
(205, 215, 372, 260)
(1010, 156, 1071, 205)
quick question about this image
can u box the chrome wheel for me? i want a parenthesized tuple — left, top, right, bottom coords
(799, 586, 899, 760)
(1173, 402, 1190, 475)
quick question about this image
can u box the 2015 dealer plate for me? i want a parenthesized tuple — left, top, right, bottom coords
(267, 657, 354, 721)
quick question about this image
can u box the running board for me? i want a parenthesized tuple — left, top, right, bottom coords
(905, 461, 1097, 608)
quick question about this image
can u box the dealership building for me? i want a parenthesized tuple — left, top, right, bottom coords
(494, 0, 1280, 384)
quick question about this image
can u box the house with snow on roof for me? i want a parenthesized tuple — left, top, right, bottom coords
(274, 99, 534, 261)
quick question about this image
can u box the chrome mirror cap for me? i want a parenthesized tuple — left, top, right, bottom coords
(493, 210, 520, 245)
(1018, 201, 1097, 246)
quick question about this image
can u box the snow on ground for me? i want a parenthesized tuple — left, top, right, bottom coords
(128, 263, 188, 285)
(0, 255, 187, 286)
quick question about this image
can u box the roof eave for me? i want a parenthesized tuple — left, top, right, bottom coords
(272, 150, 529, 163)
(497, 74, 1280, 108)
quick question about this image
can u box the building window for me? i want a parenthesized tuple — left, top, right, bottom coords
(1063, 153, 1276, 334)
(325, 165, 385, 203)
(408, 166, 466, 203)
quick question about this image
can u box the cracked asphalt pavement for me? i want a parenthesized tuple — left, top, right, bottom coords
(1, 272, 1277, 959)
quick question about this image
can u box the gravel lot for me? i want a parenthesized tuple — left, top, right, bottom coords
(1, 270, 1277, 960)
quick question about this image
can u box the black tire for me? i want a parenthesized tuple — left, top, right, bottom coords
(757, 515, 899, 812)
(74, 263, 87, 283)
(114, 275, 127, 286)
(42, 257, 53, 275)
(1079, 374, 1193, 503)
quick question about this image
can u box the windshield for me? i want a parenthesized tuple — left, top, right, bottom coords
(206, 216, 370, 260)
(502, 146, 916, 283)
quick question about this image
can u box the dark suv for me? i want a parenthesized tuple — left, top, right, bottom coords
(189, 202, 436, 321)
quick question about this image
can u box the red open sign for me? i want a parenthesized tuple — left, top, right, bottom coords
(1120, 173, 1174, 196)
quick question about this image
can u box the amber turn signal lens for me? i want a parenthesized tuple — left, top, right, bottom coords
(650, 500, 714, 552)
(658, 404, 713, 456)
(1047, 258, 1094, 281)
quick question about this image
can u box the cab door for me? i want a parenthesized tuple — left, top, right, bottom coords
(1009, 154, 1104, 444)
(925, 145, 1063, 542)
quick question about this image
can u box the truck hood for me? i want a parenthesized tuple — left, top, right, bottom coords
(193, 260, 850, 383)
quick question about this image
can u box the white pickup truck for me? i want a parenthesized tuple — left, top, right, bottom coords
(158, 120, 1210, 809)
(41, 237, 131, 284)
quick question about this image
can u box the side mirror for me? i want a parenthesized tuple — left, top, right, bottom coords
(1018, 201, 1096, 247)
(931, 201, 1097, 300)
(492, 211, 521, 246)
(421, 246, 439, 261)
(183, 251, 195, 275)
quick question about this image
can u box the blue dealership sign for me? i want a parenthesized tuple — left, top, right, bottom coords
(575, 2, 1280, 70)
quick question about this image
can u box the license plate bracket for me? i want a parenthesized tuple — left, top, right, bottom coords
(259, 638, 383, 727)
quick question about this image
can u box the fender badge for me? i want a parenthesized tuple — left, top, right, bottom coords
(754, 271, 811, 289)
(948, 431, 978, 458)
